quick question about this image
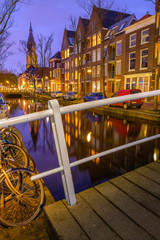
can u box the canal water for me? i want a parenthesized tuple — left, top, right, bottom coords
(7, 97, 160, 200)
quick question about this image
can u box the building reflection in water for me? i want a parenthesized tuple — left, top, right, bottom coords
(7, 98, 160, 200)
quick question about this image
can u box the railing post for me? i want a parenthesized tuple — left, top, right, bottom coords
(48, 99, 76, 206)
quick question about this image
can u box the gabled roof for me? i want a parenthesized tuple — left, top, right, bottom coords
(138, 13, 152, 22)
(94, 6, 131, 28)
(25, 65, 37, 75)
(49, 51, 61, 60)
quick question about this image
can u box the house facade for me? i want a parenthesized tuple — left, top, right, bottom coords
(49, 2, 160, 97)
(49, 52, 61, 92)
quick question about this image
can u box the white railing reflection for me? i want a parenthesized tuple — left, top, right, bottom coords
(0, 90, 160, 206)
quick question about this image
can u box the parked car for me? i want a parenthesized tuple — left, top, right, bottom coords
(34, 88, 43, 94)
(63, 92, 80, 101)
(83, 92, 107, 102)
(110, 89, 143, 109)
(51, 91, 63, 98)
(0, 93, 9, 119)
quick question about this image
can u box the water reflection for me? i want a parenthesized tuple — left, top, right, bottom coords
(7, 98, 160, 200)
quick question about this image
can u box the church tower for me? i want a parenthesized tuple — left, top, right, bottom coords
(26, 23, 38, 69)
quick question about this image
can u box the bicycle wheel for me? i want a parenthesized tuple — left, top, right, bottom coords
(8, 126, 23, 142)
(1, 144, 29, 168)
(0, 168, 44, 227)
(1, 130, 21, 146)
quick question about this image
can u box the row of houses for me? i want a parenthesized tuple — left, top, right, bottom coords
(49, 2, 160, 97)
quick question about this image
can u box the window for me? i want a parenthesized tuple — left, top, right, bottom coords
(104, 47, 107, 59)
(74, 45, 77, 54)
(115, 80, 121, 91)
(78, 43, 81, 53)
(75, 58, 78, 67)
(97, 33, 101, 44)
(71, 61, 73, 68)
(130, 34, 136, 47)
(97, 65, 101, 77)
(86, 52, 91, 63)
(61, 51, 64, 59)
(92, 66, 96, 78)
(75, 70, 78, 79)
(129, 52, 136, 70)
(87, 37, 91, 48)
(92, 34, 96, 47)
(72, 73, 73, 80)
(126, 78, 130, 89)
(140, 49, 148, 69)
(116, 61, 121, 75)
(97, 48, 101, 61)
(116, 41, 122, 56)
(119, 22, 126, 31)
(92, 50, 96, 62)
(82, 54, 85, 65)
(50, 71, 52, 78)
(141, 29, 149, 44)
(65, 72, 69, 80)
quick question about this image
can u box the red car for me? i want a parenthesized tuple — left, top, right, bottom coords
(110, 89, 143, 109)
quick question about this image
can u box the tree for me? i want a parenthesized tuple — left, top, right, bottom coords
(0, 0, 28, 67)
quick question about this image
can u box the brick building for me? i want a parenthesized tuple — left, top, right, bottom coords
(49, 52, 61, 91)
(49, 2, 160, 97)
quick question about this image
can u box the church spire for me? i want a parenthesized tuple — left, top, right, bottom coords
(28, 22, 35, 43)
(26, 22, 38, 69)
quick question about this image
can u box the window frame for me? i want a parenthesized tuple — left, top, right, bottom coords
(116, 41, 122, 56)
(141, 28, 149, 44)
(140, 48, 148, 70)
(129, 33, 136, 48)
(129, 51, 136, 71)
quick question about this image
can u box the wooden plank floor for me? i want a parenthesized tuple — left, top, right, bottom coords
(44, 161, 160, 240)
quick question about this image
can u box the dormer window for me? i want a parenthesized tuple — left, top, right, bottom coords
(92, 20, 96, 32)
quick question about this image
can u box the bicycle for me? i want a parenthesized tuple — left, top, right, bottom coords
(0, 143, 44, 227)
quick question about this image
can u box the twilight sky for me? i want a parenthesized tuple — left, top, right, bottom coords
(5, 0, 155, 73)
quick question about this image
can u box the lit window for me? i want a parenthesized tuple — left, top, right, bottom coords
(75, 70, 78, 79)
(97, 33, 101, 44)
(116, 61, 121, 75)
(86, 37, 91, 48)
(92, 34, 96, 47)
(75, 58, 78, 67)
(140, 49, 148, 69)
(116, 42, 122, 56)
(129, 52, 136, 71)
(67, 49, 69, 57)
(61, 51, 64, 59)
(141, 29, 149, 44)
(97, 65, 101, 77)
(130, 34, 136, 47)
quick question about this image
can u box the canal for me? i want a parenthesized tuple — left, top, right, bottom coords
(7, 97, 160, 201)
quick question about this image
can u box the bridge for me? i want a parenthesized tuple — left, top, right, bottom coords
(0, 90, 160, 239)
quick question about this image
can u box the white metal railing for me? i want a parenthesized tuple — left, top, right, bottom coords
(0, 90, 160, 206)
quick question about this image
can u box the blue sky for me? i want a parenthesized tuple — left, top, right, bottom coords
(5, 0, 155, 73)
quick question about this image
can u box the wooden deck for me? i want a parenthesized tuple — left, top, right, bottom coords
(44, 161, 160, 240)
